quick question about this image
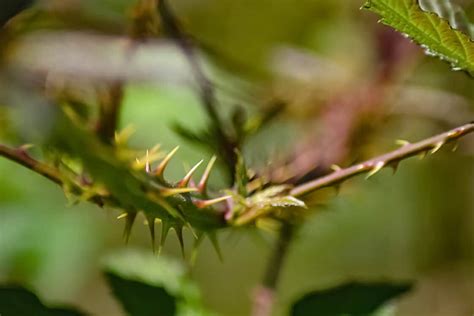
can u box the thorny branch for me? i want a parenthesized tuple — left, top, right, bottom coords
(291, 122, 474, 197)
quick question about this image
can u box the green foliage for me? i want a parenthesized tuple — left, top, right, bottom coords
(363, 0, 474, 75)
(291, 282, 412, 316)
(0, 286, 86, 316)
(103, 249, 213, 316)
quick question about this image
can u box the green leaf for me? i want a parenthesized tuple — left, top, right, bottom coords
(0, 286, 86, 316)
(103, 249, 214, 316)
(363, 0, 474, 75)
(291, 282, 412, 316)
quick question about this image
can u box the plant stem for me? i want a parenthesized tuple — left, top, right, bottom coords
(291, 122, 474, 197)
(0, 144, 63, 185)
(252, 223, 295, 316)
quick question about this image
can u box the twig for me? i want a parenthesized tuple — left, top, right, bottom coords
(0, 144, 63, 185)
(291, 122, 474, 197)
(157, 0, 238, 178)
(252, 223, 295, 316)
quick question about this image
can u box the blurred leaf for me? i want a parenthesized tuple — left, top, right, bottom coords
(363, 0, 474, 75)
(103, 249, 214, 316)
(0, 0, 33, 27)
(0, 286, 86, 316)
(290, 282, 412, 316)
(105, 272, 176, 316)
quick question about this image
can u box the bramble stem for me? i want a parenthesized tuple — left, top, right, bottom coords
(252, 223, 295, 316)
(291, 122, 474, 197)
(0, 144, 63, 185)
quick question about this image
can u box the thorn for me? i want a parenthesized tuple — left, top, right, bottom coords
(160, 187, 198, 197)
(330, 164, 342, 172)
(452, 141, 459, 152)
(194, 195, 232, 209)
(390, 161, 399, 174)
(117, 213, 128, 220)
(430, 141, 444, 154)
(334, 184, 341, 195)
(146, 215, 156, 253)
(159, 220, 171, 254)
(19, 144, 34, 151)
(208, 232, 223, 262)
(366, 161, 385, 179)
(174, 226, 185, 258)
(156, 146, 179, 177)
(178, 160, 203, 187)
(418, 151, 428, 160)
(396, 139, 410, 146)
(123, 212, 137, 243)
(190, 232, 205, 266)
(198, 156, 217, 193)
(145, 150, 150, 173)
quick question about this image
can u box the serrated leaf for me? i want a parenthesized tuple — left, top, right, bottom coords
(291, 282, 412, 316)
(363, 0, 474, 75)
(0, 286, 86, 316)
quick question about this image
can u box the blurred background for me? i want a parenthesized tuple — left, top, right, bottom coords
(0, 0, 473, 315)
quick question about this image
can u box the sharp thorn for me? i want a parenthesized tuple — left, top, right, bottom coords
(178, 160, 203, 187)
(194, 195, 232, 209)
(198, 156, 217, 193)
(390, 161, 399, 174)
(452, 142, 459, 152)
(430, 141, 444, 154)
(156, 146, 179, 177)
(175, 226, 185, 258)
(160, 187, 198, 197)
(117, 213, 128, 220)
(146, 215, 156, 253)
(190, 232, 205, 266)
(418, 151, 428, 160)
(330, 164, 342, 172)
(159, 221, 171, 254)
(366, 161, 385, 179)
(208, 233, 223, 262)
(396, 139, 410, 146)
(123, 212, 137, 244)
(145, 150, 150, 173)
(334, 184, 341, 195)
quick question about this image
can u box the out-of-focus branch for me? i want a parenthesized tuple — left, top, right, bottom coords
(291, 122, 474, 197)
(252, 223, 295, 316)
(0, 144, 63, 185)
(268, 27, 419, 185)
(157, 0, 238, 178)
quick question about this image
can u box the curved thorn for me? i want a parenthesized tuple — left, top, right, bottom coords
(175, 226, 185, 258)
(330, 164, 342, 172)
(123, 212, 137, 243)
(390, 161, 399, 174)
(159, 220, 171, 254)
(198, 156, 217, 193)
(146, 215, 156, 253)
(117, 213, 128, 220)
(366, 161, 385, 179)
(430, 141, 444, 154)
(396, 139, 410, 146)
(156, 146, 179, 177)
(178, 160, 203, 187)
(194, 195, 232, 209)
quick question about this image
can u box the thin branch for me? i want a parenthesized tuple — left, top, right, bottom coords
(0, 144, 63, 185)
(252, 223, 295, 316)
(158, 0, 238, 178)
(291, 122, 474, 197)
